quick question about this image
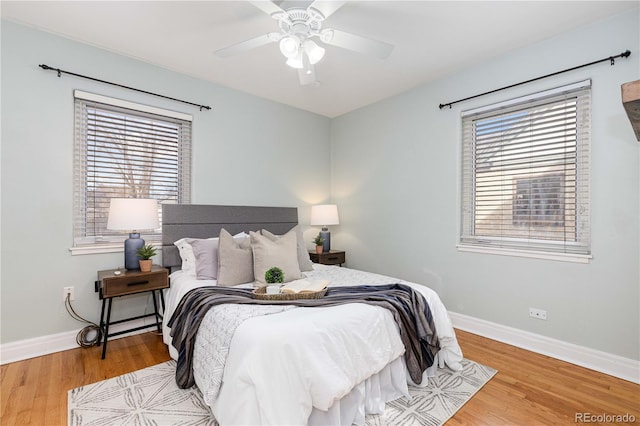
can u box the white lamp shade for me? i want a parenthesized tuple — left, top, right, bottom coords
(107, 198, 159, 231)
(310, 204, 339, 226)
(304, 39, 325, 64)
(279, 36, 300, 59)
(286, 47, 304, 69)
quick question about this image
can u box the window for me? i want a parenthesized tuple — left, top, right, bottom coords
(73, 91, 191, 251)
(459, 80, 591, 261)
(513, 174, 565, 228)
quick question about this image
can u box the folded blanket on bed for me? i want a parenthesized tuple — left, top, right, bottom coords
(168, 283, 440, 388)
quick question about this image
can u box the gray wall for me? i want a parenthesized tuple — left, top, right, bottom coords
(331, 10, 639, 360)
(2, 10, 639, 364)
(0, 21, 331, 343)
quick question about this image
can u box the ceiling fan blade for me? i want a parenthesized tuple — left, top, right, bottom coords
(298, 65, 318, 86)
(307, 1, 346, 20)
(321, 28, 394, 59)
(215, 33, 280, 58)
(248, 1, 287, 19)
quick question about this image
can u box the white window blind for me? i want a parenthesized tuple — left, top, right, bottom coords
(460, 80, 591, 257)
(73, 91, 192, 247)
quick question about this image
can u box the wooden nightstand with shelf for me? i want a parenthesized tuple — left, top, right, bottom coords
(309, 250, 346, 267)
(96, 265, 169, 359)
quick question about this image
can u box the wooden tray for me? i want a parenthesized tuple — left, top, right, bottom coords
(252, 286, 327, 301)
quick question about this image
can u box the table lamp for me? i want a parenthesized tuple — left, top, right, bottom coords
(107, 198, 159, 270)
(310, 204, 339, 252)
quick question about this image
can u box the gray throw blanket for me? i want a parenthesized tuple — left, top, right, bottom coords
(168, 284, 440, 388)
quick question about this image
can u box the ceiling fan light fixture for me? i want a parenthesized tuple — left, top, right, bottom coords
(286, 58, 303, 69)
(279, 35, 300, 59)
(286, 50, 304, 69)
(303, 39, 325, 64)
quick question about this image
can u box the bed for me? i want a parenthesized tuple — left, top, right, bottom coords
(161, 204, 463, 425)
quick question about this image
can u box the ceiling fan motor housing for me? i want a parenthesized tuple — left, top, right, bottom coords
(277, 8, 323, 41)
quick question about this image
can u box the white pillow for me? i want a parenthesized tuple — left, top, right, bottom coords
(174, 238, 198, 276)
(251, 230, 301, 287)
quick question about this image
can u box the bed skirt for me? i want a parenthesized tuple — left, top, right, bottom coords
(211, 356, 409, 425)
(308, 355, 409, 425)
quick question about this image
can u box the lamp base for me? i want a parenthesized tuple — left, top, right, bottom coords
(320, 227, 330, 253)
(124, 233, 145, 270)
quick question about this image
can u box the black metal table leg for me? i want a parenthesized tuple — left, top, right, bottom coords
(101, 298, 113, 360)
(151, 290, 161, 332)
(98, 298, 106, 347)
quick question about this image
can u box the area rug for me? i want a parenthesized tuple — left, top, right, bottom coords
(68, 359, 496, 426)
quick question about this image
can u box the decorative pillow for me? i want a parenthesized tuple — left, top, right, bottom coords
(174, 238, 197, 276)
(191, 238, 219, 280)
(217, 229, 254, 286)
(251, 230, 301, 287)
(175, 232, 248, 277)
(261, 225, 314, 272)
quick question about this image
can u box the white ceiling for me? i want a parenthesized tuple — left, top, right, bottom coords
(2, 1, 637, 117)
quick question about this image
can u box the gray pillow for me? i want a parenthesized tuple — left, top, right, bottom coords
(190, 238, 219, 280)
(262, 225, 314, 272)
(251, 230, 301, 287)
(217, 229, 254, 286)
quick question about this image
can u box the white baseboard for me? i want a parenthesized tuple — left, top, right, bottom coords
(3, 311, 639, 385)
(0, 318, 158, 365)
(449, 311, 640, 384)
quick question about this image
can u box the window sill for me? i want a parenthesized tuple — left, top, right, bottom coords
(70, 242, 162, 256)
(69, 244, 123, 256)
(456, 244, 592, 264)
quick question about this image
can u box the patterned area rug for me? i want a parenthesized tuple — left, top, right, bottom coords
(68, 359, 496, 426)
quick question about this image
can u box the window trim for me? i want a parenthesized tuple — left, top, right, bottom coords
(461, 80, 591, 117)
(71, 91, 192, 255)
(458, 80, 591, 263)
(456, 244, 592, 264)
(74, 90, 193, 122)
(69, 242, 162, 256)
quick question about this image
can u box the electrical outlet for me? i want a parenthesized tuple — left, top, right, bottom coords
(529, 307, 547, 320)
(63, 286, 75, 302)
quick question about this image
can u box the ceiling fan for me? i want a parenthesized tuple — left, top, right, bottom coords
(215, 1, 394, 86)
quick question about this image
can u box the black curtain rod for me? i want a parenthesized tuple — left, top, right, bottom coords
(438, 49, 631, 110)
(39, 64, 212, 111)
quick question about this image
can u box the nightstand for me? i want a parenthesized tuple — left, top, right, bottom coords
(309, 250, 346, 266)
(95, 265, 169, 359)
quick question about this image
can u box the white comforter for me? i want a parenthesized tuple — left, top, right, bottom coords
(162, 265, 463, 425)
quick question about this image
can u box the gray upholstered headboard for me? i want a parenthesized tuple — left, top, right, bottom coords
(162, 204, 298, 269)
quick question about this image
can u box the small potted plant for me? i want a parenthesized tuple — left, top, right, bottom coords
(313, 235, 324, 254)
(265, 266, 284, 294)
(136, 244, 157, 272)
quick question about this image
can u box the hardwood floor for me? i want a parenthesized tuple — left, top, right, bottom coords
(1, 329, 638, 425)
(1, 331, 171, 425)
(452, 330, 639, 425)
